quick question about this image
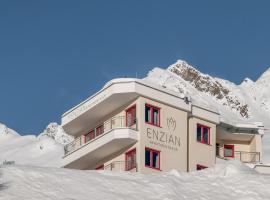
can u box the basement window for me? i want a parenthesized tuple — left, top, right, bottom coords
(196, 164, 208, 171)
(197, 124, 210, 145)
(145, 104, 160, 127)
(145, 147, 160, 170)
(224, 144, 234, 158)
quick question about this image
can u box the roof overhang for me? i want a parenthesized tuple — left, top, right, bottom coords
(61, 78, 191, 136)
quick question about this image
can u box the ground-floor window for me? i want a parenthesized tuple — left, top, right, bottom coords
(196, 164, 207, 171)
(125, 148, 136, 171)
(224, 144, 234, 158)
(145, 147, 160, 170)
(197, 124, 210, 145)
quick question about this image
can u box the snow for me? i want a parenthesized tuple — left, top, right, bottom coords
(1, 161, 269, 200)
(144, 60, 270, 163)
(0, 123, 72, 167)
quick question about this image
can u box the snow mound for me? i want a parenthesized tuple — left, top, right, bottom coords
(0, 123, 72, 167)
(1, 161, 269, 200)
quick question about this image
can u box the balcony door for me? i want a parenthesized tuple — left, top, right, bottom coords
(126, 105, 136, 128)
(125, 149, 136, 171)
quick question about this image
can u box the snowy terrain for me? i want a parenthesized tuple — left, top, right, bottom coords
(1, 161, 270, 200)
(0, 123, 73, 167)
(0, 60, 270, 200)
(144, 60, 270, 162)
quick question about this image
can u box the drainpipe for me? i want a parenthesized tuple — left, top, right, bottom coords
(187, 111, 192, 172)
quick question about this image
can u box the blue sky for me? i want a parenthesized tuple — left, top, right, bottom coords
(0, 0, 270, 134)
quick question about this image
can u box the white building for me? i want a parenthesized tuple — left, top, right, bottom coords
(61, 78, 263, 172)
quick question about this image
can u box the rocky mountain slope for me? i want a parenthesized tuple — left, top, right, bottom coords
(145, 60, 270, 162)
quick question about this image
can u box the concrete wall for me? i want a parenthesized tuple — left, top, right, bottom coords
(188, 117, 216, 171)
(137, 97, 188, 173)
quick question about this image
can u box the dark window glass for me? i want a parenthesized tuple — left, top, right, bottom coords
(152, 151, 159, 168)
(197, 126, 202, 142)
(145, 106, 151, 123)
(153, 108, 159, 126)
(145, 149, 151, 166)
(203, 127, 209, 144)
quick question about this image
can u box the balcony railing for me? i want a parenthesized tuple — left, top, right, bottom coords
(216, 146, 260, 163)
(64, 116, 137, 155)
(104, 161, 137, 172)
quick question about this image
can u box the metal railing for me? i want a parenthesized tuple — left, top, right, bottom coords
(104, 161, 137, 172)
(64, 116, 137, 155)
(216, 146, 260, 163)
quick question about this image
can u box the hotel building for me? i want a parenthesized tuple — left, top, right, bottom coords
(61, 78, 263, 172)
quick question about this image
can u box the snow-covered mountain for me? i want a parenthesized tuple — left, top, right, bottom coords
(145, 60, 270, 162)
(0, 122, 73, 167)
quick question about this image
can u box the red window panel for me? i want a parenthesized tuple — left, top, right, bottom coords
(224, 144, 234, 158)
(125, 148, 136, 171)
(85, 130, 95, 143)
(197, 124, 210, 145)
(96, 125, 104, 137)
(95, 164, 104, 170)
(126, 105, 136, 127)
(145, 147, 160, 170)
(145, 104, 160, 127)
(196, 164, 208, 171)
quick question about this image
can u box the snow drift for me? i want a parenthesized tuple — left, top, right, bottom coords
(0, 161, 269, 200)
(0, 123, 73, 167)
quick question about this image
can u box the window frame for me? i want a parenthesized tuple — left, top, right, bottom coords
(224, 144, 235, 158)
(125, 105, 136, 127)
(145, 147, 161, 170)
(145, 104, 161, 127)
(197, 124, 211, 145)
(125, 148, 136, 171)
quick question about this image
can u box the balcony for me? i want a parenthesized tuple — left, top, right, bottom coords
(62, 116, 139, 169)
(216, 146, 260, 163)
(104, 161, 137, 172)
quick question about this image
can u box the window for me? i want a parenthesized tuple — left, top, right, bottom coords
(145, 147, 160, 170)
(145, 104, 160, 127)
(85, 130, 95, 143)
(224, 145, 234, 158)
(197, 124, 210, 145)
(125, 149, 136, 171)
(196, 164, 207, 171)
(95, 165, 104, 170)
(96, 125, 104, 137)
(126, 105, 136, 127)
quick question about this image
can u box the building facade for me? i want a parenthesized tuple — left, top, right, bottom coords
(61, 78, 263, 172)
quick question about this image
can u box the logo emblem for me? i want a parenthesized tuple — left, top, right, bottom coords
(167, 117, 176, 132)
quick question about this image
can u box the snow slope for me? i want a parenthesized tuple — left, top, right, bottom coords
(1, 161, 269, 200)
(145, 60, 270, 162)
(0, 123, 73, 167)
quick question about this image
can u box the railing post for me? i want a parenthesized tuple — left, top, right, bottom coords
(110, 118, 112, 130)
(240, 152, 242, 162)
